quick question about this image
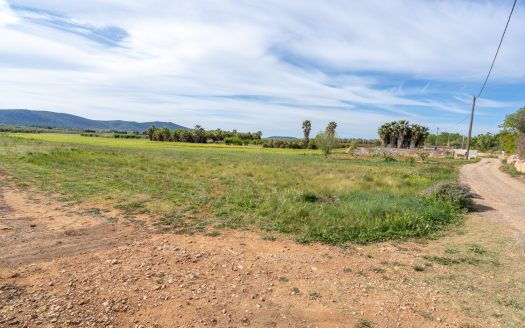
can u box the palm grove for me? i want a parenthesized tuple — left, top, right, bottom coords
(377, 120, 429, 149)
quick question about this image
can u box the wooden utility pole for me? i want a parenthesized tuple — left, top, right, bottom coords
(465, 96, 476, 160)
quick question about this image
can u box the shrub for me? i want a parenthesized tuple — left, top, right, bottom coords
(417, 151, 429, 161)
(224, 137, 244, 146)
(315, 131, 337, 156)
(422, 181, 472, 209)
(301, 192, 319, 203)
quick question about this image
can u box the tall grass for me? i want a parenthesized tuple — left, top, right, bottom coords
(0, 134, 466, 243)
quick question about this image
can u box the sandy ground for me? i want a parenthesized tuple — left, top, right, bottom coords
(461, 158, 525, 244)
(0, 159, 524, 327)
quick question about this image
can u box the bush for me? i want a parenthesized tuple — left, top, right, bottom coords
(224, 137, 244, 146)
(422, 181, 472, 209)
(417, 151, 429, 161)
(315, 132, 337, 156)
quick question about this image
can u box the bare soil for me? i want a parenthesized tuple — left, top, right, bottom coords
(1, 159, 525, 327)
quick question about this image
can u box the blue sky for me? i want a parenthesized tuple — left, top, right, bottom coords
(0, 0, 524, 138)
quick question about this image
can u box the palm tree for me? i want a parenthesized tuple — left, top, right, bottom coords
(326, 121, 337, 138)
(396, 120, 410, 148)
(389, 121, 400, 148)
(302, 120, 312, 148)
(193, 125, 206, 143)
(158, 127, 171, 141)
(147, 125, 157, 141)
(417, 126, 430, 147)
(409, 124, 421, 149)
(377, 123, 392, 146)
(409, 124, 429, 148)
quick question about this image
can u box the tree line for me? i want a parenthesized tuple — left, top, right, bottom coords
(146, 125, 262, 143)
(500, 107, 525, 157)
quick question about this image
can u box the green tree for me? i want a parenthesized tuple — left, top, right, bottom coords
(473, 133, 498, 152)
(502, 107, 525, 133)
(315, 131, 337, 157)
(158, 127, 171, 141)
(147, 125, 157, 141)
(497, 130, 518, 154)
(193, 125, 206, 143)
(500, 107, 525, 156)
(302, 120, 311, 148)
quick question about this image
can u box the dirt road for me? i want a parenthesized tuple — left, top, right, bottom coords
(1, 163, 525, 327)
(461, 158, 525, 244)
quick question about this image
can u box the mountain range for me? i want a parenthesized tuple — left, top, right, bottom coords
(0, 109, 187, 132)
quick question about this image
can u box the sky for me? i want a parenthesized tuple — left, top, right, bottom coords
(0, 0, 524, 138)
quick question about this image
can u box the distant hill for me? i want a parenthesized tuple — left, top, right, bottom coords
(0, 109, 187, 132)
(266, 136, 300, 140)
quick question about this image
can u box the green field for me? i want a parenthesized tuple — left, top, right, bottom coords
(0, 133, 468, 243)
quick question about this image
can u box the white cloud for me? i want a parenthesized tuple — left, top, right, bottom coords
(0, 0, 17, 25)
(0, 0, 524, 137)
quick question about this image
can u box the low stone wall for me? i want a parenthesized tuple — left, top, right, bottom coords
(506, 154, 525, 174)
(355, 147, 454, 158)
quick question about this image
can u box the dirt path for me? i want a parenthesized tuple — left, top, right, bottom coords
(1, 170, 525, 327)
(461, 158, 525, 244)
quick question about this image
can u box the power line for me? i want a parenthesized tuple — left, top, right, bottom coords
(448, 114, 470, 129)
(465, 0, 517, 159)
(477, 0, 518, 98)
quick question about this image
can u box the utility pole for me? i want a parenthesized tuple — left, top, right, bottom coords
(465, 96, 476, 160)
(435, 127, 439, 147)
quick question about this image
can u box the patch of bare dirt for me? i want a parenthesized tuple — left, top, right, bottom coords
(1, 165, 524, 327)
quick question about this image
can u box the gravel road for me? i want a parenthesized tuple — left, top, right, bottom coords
(461, 158, 525, 244)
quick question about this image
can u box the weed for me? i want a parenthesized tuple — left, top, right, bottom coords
(500, 161, 524, 177)
(419, 311, 433, 320)
(468, 244, 488, 255)
(301, 192, 319, 203)
(355, 318, 374, 328)
(343, 267, 353, 273)
(262, 235, 277, 241)
(445, 247, 459, 254)
(422, 181, 473, 209)
(85, 207, 101, 216)
(413, 264, 425, 272)
(308, 291, 321, 300)
(105, 216, 118, 223)
(295, 236, 313, 244)
(278, 276, 289, 282)
(496, 298, 523, 310)
(291, 287, 300, 294)
(423, 255, 482, 266)
(207, 230, 221, 237)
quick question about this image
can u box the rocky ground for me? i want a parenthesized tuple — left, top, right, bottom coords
(1, 159, 525, 327)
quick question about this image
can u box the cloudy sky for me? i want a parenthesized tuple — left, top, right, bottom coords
(0, 0, 524, 137)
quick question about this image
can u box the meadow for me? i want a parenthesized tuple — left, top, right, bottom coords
(0, 133, 469, 243)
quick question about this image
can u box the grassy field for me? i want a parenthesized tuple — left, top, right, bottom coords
(0, 133, 469, 243)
